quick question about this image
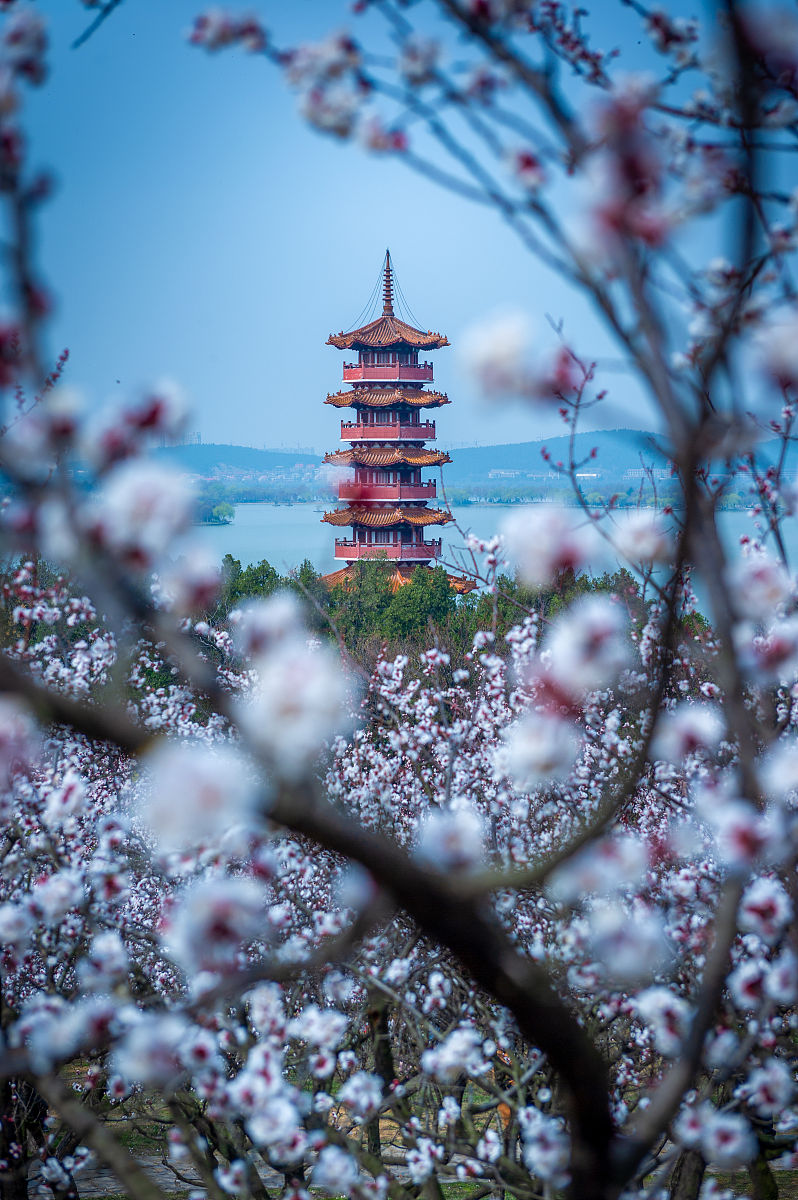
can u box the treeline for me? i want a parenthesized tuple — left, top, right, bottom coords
(214, 554, 660, 669)
(196, 481, 332, 511)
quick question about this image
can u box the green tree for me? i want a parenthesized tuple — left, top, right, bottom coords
(327, 562, 394, 649)
(211, 501, 235, 524)
(215, 555, 282, 618)
(285, 559, 329, 613)
(381, 567, 455, 641)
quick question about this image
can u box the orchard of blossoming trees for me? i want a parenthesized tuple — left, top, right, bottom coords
(0, 3, 796, 1200)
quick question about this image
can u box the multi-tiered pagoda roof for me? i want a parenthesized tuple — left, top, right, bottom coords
(320, 250, 473, 594)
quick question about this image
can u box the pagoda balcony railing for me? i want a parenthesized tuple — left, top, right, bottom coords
(341, 420, 436, 441)
(342, 362, 434, 383)
(334, 539, 441, 561)
(337, 482, 436, 501)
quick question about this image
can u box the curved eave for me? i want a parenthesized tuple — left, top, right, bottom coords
(324, 448, 451, 468)
(322, 505, 453, 529)
(325, 388, 450, 409)
(327, 314, 449, 351)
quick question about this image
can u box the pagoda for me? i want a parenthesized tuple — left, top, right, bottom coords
(321, 252, 472, 593)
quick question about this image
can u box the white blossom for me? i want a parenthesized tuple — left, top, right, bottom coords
(737, 1058, 794, 1116)
(497, 711, 581, 791)
(137, 740, 261, 853)
(338, 1071, 383, 1121)
(112, 1013, 191, 1088)
(766, 949, 798, 1005)
(43, 769, 86, 827)
(78, 931, 128, 992)
(636, 987, 691, 1056)
(548, 835, 648, 904)
(87, 461, 194, 568)
(588, 902, 671, 984)
(461, 309, 536, 398)
(738, 876, 793, 943)
(518, 1107, 570, 1184)
(247, 1096, 303, 1152)
(421, 1024, 488, 1083)
(0, 697, 39, 786)
(167, 876, 267, 975)
(312, 1145, 359, 1194)
(650, 703, 725, 763)
(231, 591, 306, 658)
(416, 805, 484, 871)
(501, 506, 599, 587)
(287, 1004, 347, 1049)
(237, 640, 353, 778)
(728, 958, 768, 1011)
(727, 551, 793, 621)
(0, 902, 31, 950)
(30, 871, 84, 924)
(545, 595, 632, 695)
(700, 1110, 757, 1168)
(612, 510, 675, 564)
(406, 1138, 443, 1184)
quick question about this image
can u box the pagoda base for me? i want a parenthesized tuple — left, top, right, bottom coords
(321, 562, 476, 595)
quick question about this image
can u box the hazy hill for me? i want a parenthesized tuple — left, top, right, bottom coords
(154, 428, 793, 486)
(154, 443, 322, 474)
(443, 429, 668, 482)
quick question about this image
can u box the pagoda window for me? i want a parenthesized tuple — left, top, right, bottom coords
(375, 530, 391, 544)
(401, 529, 411, 543)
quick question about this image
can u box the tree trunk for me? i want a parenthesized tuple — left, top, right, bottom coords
(669, 1149, 706, 1200)
(748, 1149, 779, 1200)
(366, 990, 398, 1168)
(0, 1080, 32, 1200)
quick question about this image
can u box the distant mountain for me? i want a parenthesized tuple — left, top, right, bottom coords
(443, 429, 668, 482)
(154, 443, 322, 474)
(155, 428, 792, 486)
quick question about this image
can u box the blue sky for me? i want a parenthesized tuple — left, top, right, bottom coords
(22, 0, 660, 453)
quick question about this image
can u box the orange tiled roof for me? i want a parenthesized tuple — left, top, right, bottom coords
(327, 314, 449, 351)
(324, 447, 450, 468)
(321, 562, 475, 594)
(322, 505, 453, 528)
(325, 388, 450, 409)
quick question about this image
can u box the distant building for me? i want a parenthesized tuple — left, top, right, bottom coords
(623, 467, 671, 481)
(158, 430, 201, 448)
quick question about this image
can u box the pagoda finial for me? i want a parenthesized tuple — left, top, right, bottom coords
(382, 248, 394, 316)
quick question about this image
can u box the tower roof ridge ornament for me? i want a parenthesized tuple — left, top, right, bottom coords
(327, 250, 449, 350)
(383, 248, 394, 316)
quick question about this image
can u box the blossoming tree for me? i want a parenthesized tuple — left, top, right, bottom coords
(0, 3, 796, 1200)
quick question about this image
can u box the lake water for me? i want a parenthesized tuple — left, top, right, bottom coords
(194, 502, 514, 577)
(193, 501, 798, 580)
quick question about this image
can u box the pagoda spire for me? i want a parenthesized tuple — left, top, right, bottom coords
(382, 249, 394, 316)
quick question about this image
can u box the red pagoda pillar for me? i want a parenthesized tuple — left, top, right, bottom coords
(322, 251, 471, 592)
